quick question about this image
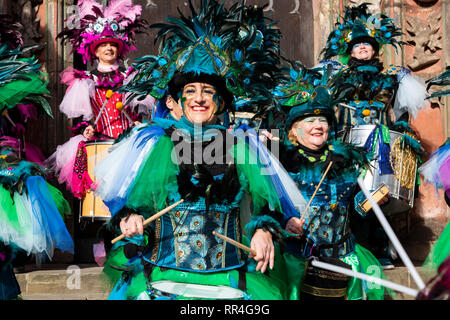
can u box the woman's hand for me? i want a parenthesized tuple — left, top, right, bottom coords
(250, 229, 274, 273)
(285, 217, 305, 239)
(119, 214, 144, 238)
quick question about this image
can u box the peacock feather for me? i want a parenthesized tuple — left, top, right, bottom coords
(426, 68, 450, 99)
(321, 3, 404, 60)
(120, 0, 284, 117)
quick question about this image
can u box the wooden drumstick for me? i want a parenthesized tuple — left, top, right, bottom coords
(111, 199, 184, 244)
(94, 89, 114, 128)
(299, 161, 333, 221)
(212, 231, 257, 256)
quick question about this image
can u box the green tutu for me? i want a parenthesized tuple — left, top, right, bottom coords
(423, 222, 450, 277)
(343, 244, 394, 300)
(45, 182, 71, 218)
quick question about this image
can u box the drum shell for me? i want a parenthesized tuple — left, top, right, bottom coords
(80, 139, 114, 221)
(300, 258, 350, 300)
(342, 125, 416, 214)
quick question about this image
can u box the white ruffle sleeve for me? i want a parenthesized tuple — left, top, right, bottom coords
(393, 69, 429, 120)
(59, 76, 95, 120)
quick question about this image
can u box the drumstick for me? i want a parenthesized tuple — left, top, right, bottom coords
(121, 107, 134, 124)
(111, 199, 184, 244)
(94, 89, 114, 128)
(299, 161, 333, 221)
(212, 231, 257, 256)
(115, 101, 135, 125)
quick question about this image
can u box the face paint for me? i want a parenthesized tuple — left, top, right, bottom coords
(293, 115, 329, 150)
(181, 82, 220, 124)
(296, 126, 305, 138)
(351, 42, 375, 60)
(352, 42, 371, 49)
(212, 93, 222, 114)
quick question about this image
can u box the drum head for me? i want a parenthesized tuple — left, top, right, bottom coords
(150, 280, 244, 299)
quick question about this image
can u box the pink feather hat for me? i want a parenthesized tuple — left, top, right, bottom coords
(57, 0, 147, 65)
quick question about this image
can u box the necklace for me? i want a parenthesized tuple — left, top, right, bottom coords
(298, 148, 329, 163)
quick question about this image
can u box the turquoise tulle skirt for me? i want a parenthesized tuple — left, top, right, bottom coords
(0, 176, 74, 259)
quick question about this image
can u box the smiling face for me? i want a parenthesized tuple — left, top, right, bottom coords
(291, 116, 329, 150)
(95, 41, 118, 65)
(180, 82, 223, 125)
(350, 42, 375, 60)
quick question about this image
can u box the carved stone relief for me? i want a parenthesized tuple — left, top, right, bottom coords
(347, 0, 379, 13)
(405, 14, 442, 71)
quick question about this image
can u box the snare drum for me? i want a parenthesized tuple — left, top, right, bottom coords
(80, 139, 114, 221)
(149, 280, 245, 300)
(343, 125, 417, 214)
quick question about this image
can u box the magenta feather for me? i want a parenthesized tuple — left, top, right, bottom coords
(104, 0, 142, 25)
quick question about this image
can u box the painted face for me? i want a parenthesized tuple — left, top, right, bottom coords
(95, 42, 118, 65)
(350, 42, 375, 60)
(180, 82, 222, 125)
(292, 116, 329, 150)
(83, 125, 95, 140)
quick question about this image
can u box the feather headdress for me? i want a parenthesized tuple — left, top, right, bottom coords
(273, 61, 353, 134)
(321, 3, 404, 60)
(57, 0, 147, 65)
(426, 68, 450, 99)
(120, 0, 284, 116)
(0, 16, 52, 120)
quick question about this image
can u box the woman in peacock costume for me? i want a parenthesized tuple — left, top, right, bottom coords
(0, 15, 74, 300)
(319, 3, 428, 130)
(272, 62, 393, 300)
(92, 0, 297, 300)
(318, 4, 428, 268)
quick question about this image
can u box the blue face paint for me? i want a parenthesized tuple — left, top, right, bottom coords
(353, 42, 372, 49)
